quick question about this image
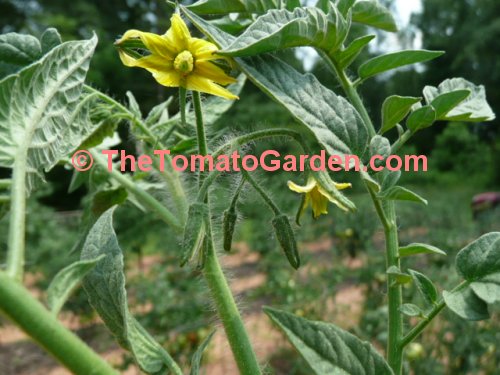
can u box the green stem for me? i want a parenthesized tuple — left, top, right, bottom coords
(202, 237, 262, 375)
(391, 130, 412, 154)
(179, 87, 187, 128)
(382, 200, 403, 374)
(322, 53, 377, 138)
(0, 271, 119, 375)
(193, 91, 261, 375)
(241, 168, 281, 216)
(6, 154, 27, 281)
(400, 281, 468, 348)
(0, 195, 10, 203)
(91, 151, 182, 232)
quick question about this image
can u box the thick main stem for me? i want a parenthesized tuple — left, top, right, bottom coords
(6, 154, 27, 281)
(0, 271, 119, 375)
(193, 91, 261, 375)
(382, 200, 404, 374)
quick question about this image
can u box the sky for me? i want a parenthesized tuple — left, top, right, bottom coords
(297, 0, 424, 71)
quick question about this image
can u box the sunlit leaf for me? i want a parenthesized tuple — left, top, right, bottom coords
(380, 95, 421, 134)
(351, 0, 398, 32)
(186, 0, 280, 15)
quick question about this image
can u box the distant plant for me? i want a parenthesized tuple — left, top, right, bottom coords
(0, 1, 498, 375)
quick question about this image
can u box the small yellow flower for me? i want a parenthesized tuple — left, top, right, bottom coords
(288, 176, 351, 220)
(116, 14, 238, 100)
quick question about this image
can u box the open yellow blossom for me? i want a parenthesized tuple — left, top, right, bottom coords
(116, 14, 238, 100)
(288, 176, 351, 221)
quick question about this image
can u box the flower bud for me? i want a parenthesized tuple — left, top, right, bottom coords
(181, 202, 208, 267)
(272, 214, 300, 269)
(222, 208, 238, 252)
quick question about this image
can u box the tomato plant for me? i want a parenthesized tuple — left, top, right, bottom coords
(0, 1, 498, 374)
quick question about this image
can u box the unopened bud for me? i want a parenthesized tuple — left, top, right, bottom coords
(222, 209, 238, 252)
(272, 214, 300, 269)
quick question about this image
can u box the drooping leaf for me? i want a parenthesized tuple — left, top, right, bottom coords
(186, 0, 280, 15)
(443, 286, 489, 321)
(264, 307, 394, 375)
(380, 95, 421, 134)
(0, 36, 99, 192)
(351, 0, 398, 32)
(358, 50, 444, 80)
(220, 7, 348, 57)
(0, 33, 42, 78)
(422, 78, 495, 122)
(47, 255, 105, 316)
(387, 266, 412, 285)
(182, 6, 369, 159)
(408, 269, 438, 305)
(336, 34, 376, 69)
(190, 330, 216, 375)
(399, 243, 446, 258)
(378, 186, 427, 205)
(406, 105, 436, 132)
(81, 208, 181, 375)
(399, 303, 422, 317)
(336, 0, 356, 17)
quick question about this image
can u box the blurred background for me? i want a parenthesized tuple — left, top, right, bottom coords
(0, 0, 499, 374)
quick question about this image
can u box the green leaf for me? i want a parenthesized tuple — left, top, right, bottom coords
(47, 255, 105, 316)
(427, 90, 470, 120)
(209, 16, 254, 34)
(126, 91, 141, 118)
(40, 28, 62, 54)
(399, 303, 422, 317)
(336, 34, 376, 69)
(358, 50, 444, 80)
(443, 286, 489, 321)
(186, 0, 280, 15)
(0, 33, 42, 78)
(399, 243, 446, 257)
(408, 269, 438, 305)
(144, 97, 172, 127)
(369, 135, 390, 160)
(406, 105, 436, 132)
(381, 170, 401, 191)
(264, 307, 394, 375)
(190, 330, 216, 375)
(220, 7, 348, 57)
(456, 232, 500, 281)
(181, 6, 369, 159)
(286, 0, 301, 11)
(0, 36, 99, 192)
(423, 78, 495, 122)
(336, 0, 356, 17)
(378, 186, 428, 205)
(351, 0, 398, 32)
(471, 273, 500, 304)
(81, 208, 180, 374)
(387, 266, 412, 285)
(381, 95, 421, 134)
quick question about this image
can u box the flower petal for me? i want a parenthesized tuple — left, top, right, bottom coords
(288, 177, 316, 194)
(194, 61, 237, 86)
(186, 75, 238, 100)
(310, 188, 329, 218)
(164, 14, 190, 51)
(152, 70, 181, 88)
(188, 38, 218, 61)
(295, 193, 310, 225)
(118, 29, 175, 59)
(119, 52, 172, 73)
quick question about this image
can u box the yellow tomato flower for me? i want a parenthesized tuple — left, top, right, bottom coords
(116, 14, 238, 100)
(288, 176, 351, 220)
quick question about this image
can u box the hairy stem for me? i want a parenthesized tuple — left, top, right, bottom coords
(391, 130, 412, 154)
(0, 271, 119, 375)
(6, 154, 27, 281)
(193, 91, 261, 375)
(241, 168, 281, 215)
(91, 151, 182, 232)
